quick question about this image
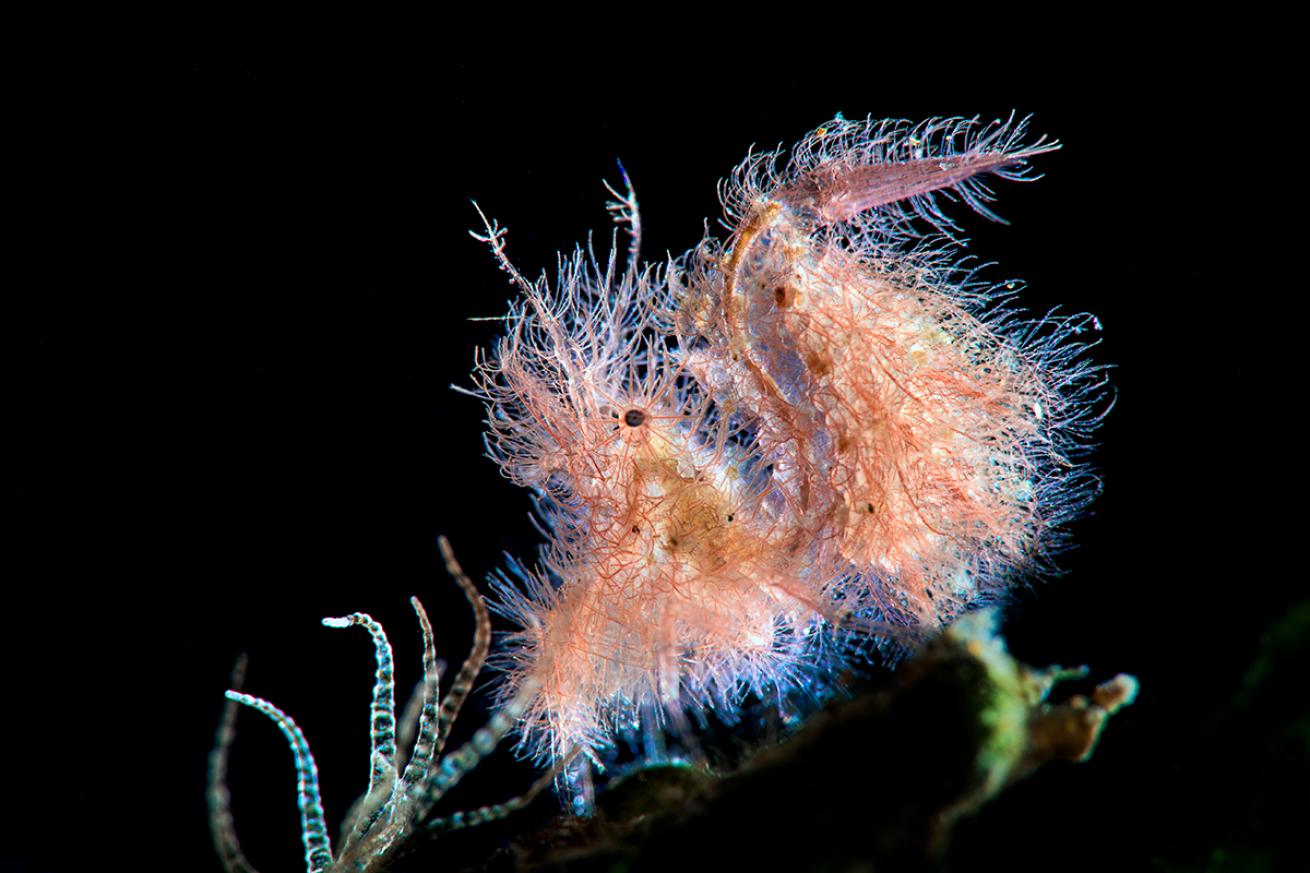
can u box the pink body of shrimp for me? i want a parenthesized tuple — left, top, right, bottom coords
(468, 113, 1107, 810)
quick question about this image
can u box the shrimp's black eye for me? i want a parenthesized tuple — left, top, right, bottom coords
(623, 409, 646, 427)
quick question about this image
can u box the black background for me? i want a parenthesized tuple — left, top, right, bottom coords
(9, 39, 1292, 872)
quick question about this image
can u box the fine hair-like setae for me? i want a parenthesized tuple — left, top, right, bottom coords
(464, 112, 1110, 811)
